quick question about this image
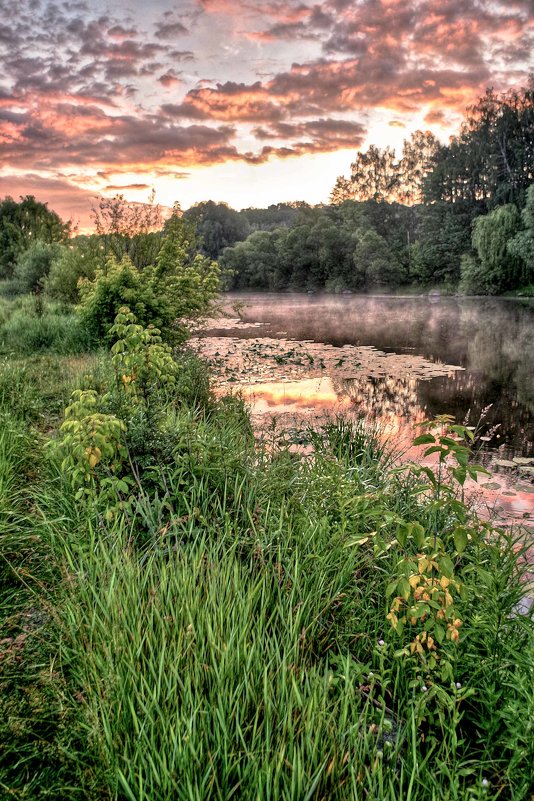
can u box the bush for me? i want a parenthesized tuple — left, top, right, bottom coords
(79, 209, 220, 346)
(13, 241, 62, 294)
(46, 237, 103, 304)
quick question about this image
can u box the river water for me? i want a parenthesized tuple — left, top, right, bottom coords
(197, 292, 534, 528)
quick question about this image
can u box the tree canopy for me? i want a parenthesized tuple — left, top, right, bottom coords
(0, 195, 69, 279)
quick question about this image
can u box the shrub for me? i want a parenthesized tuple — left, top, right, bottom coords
(13, 241, 63, 294)
(79, 208, 220, 345)
(46, 237, 103, 304)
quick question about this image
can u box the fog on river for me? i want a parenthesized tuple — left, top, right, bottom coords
(195, 293, 534, 529)
(222, 293, 534, 453)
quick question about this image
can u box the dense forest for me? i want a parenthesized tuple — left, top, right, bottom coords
(211, 82, 534, 295)
(1, 82, 533, 299)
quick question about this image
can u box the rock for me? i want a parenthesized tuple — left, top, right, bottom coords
(513, 457, 534, 465)
(493, 459, 517, 469)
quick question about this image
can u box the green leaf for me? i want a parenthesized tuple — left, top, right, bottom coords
(413, 433, 435, 446)
(398, 577, 410, 600)
(396, 523, 408, 547)
(412, 524, 425, 548)
(434, 624, 445, 643)
(453, 527, 468, 554)
(423, 445, 444, 457)
(386, 580, 398, 598)
(451, 466, 467, 486)
(439, 436, 461, 449)
(439, 555, 454, 578)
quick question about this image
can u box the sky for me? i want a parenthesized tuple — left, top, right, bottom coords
(0, 0, 533, 230)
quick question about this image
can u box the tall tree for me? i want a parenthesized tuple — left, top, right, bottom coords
(184, 201, 250, 259)
(0, 195, 69, 279)
(398, 131, 440, 205)
(91, 191, 163, 270)
(331, 145, 400, 204)
(465, 204, 522, 293)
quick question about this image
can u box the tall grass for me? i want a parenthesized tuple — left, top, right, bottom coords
(38, 410, 534, 800)
(1, 338, 533, 799)
(0, 295, 93, 355)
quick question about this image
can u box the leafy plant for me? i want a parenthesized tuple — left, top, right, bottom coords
(79, 207, 220, 345)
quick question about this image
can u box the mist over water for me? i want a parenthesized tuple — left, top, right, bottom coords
(227, 293, 534, 457)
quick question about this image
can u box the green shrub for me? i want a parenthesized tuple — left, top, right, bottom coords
(13, 240, 63, 294)
(46, 237, 103, 304)
(79, 209, 220, 345)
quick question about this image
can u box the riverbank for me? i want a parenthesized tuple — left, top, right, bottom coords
(1, 317, 533, 799)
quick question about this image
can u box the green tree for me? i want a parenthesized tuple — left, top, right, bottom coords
(412, 202, 472, 285)
(45, 236, 104, 304)
(398, 131, 440, 205)
(91, 191, 163, 269)
(466, 204, 522, 293)
(0, 195, 69, 279)
(424, 83, 534, 212)
(507, 184, 534, 287)
(184, 201, 250, 259)
(331, 145, 400, 204)
(353, 229, 403, 288)
(13, 240, 63, 294)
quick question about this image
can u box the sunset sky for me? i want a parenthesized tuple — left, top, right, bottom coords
(0, 0, 533, 229)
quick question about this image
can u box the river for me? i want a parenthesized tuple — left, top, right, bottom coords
(195, 292, 534, 529)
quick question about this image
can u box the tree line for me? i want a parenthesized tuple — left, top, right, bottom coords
(1, 80, 533, 298)
(219, 81, 534, 294)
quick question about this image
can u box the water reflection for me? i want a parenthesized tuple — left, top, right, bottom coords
(235, 373, 534, 529)
(202, 293, 534, 527)
(226, 293, 534, 455)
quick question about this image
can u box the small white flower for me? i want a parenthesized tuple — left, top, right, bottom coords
(422, 685, 428, 692)
(369, 672, 374, 678)
(456, 682, 462, 689)
(378, 639, 385, 646)
(481, 778, 489, 788)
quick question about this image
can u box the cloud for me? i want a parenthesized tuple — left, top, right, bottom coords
(158, 69, 182, 87)
(0, 102, 241, 170)
(104, 183, 152, 191)
(1, 0, 533, 214)
(0, 172, 98, 228)
(154, 21, 189, 39)
(252, 118, 366, 152)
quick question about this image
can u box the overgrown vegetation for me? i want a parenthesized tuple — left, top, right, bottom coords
(0, 292, 532, 799)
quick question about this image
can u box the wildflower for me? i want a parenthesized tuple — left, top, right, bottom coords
(456, 682, 462, 689)
(369, 672, 374, 678)
(481, 778, 489, 788)
(378, 639, 385, 646)
(422, 685, 428, 692)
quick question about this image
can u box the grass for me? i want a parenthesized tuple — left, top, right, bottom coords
(0, 306, 533, 800)
(0, 295, 94, 355)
